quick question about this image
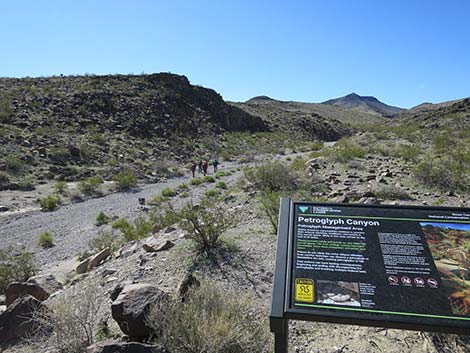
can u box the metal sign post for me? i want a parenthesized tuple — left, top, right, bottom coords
(270, 199, 470, 352)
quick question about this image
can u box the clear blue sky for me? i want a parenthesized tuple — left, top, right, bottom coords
(1, 0, 469, 108)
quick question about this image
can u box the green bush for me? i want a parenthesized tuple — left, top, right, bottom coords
(95, 211, 111, 226)
(190, 178, 203, 186)
(178, 183, 189, 190)
(53, 181, 68, 194)
(78, 176, 104, 196)
(0, 247, 36, 294)
(39, 195, 60, 211)
(178, 197, 235, 253)
(89, 230, 123, 252)
(203, 175, 216, 183)
(204, 189, 219, 198)
(331, 140, 366, 162)
(0, 171, 10, 186)
(38, 232, 54, 248)
(373, 186, 412, 200)
(49, 147, 71, 165)
(215, 171, 227, 178)
(414, 160, 468, 191)
(394, 144, 421, 162)
(161, 187, 177, 197)
(113, 168, 138, 190)
(149, 194, 168, 206)
(112, 216, 153, 241)
(259, 191, 281, 233)
(216, 180, 227, 189)
(5, 156, 24, 174)
(147, 281, 269, 353)
(244, 160, 299, 192)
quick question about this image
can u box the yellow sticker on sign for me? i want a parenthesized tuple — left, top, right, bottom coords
(295, 278, 314, 303)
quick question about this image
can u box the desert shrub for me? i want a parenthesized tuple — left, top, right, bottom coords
(414, 160, 468, 192)
(215, 171, 227, 178)
(107, 158, 118, 167)
(39, 195, 60, 211)
(112, 216, 153, 241)
(78, 176, 104, 196)
(89, 230, 123, 252)
(49, 147, 71, 165)
(259, 191, 281, 233)
(290, 156, 306, 171)
(29, 281, 104, 353)
(204, 189, 219, 198)
(0, 247, 36, 294)
(149, 194, 168, 206)
(18, 180, 35, 191)
(190, 178, 203, 186)
(161, 187, 177, 197)
(394, 144, 421, 162)
(95, 211, 111, 226)
(53, 181, 68, 194)
(178, 183, 189, 190)
(203, 175, 216, 183)
(147, 281, 269, 353)
(5, 156, 24, 174)
(0, 171, 10, 185)
(113, 168, 138, 190)
(244, 160, 299, 192)
(37, 232, 54, 248)
(373, 186, 412, 200)
(331, 140, 366, 162)
(216, 180, 227, 189)
(178, 197, 235, 253)
(0, 96, 13, 122)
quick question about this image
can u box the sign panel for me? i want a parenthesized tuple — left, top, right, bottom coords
(281, 201, 470, 333)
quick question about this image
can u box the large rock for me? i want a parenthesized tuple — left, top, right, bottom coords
(76, 248, 111, 274)
(6, 282, 49, 306)
(28, 274, 63, 295)
(178, 272, 200, 301)
(142, 237, 175, 253)
(86, 340, 168, 353)
(111, 284, 167, 338)
(0, 295, 45, 344)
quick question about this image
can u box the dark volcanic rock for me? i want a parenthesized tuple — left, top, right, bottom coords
(111, 284, 167, 338)
(86, 341, 169, 353)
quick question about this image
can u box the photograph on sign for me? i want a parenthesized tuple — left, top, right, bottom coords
(288, 203, 470, 330)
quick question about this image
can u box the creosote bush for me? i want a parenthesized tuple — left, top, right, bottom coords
(39, 195, 60, 211)
(89, 230, 123, 252)
(373, 185, 412, 200)
(331, 139, 366, 162)
(53, 181, 68, 194)
(147, 281, 270, 353)
(113, 168, 138, 190)
(5, 156, 25, 174)
(78, 175, 104, 196)
(244, 160, 299, 192)
(95, 211, 111, 226)
(0, 247, 36, 294)
(414, 159, 469, 192)
(112, 216, 154, 241)
(190, 178, 203, 186)
(161, 187, 177, 197)
(37, 232, 54, 248)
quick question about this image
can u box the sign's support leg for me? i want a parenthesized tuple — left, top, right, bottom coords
(274, 319, 288, 353)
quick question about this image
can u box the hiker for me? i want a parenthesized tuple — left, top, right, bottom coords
(198, 160, 203, 174)
(202, 160, 209, 175)
(190, 161, 197, 178)
(212, 159, 219, 173)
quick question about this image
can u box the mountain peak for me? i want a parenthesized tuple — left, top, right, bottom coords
(322, 93, 404, 117)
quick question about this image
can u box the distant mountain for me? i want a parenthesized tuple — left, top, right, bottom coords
(408, 98, 469, 113)
(322, 92, 405, 117)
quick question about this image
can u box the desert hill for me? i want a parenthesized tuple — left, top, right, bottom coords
(322, 92, 405, 117)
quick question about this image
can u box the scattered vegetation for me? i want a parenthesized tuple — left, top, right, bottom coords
(78, 176, 104, 196)
(89, 230, 123, 252)
(216, 180, 227, 189)
(161, 187, 177, 197)
(53, 181, 68, 194)
(112, 216, 154, 241)
(373, 185, 412, 200)
(0, 247, 36, 294)
(5, 156, 24, 174)
(203, 175, 216, 183)
(37, 231, 54, 248)
(190, 178, 204, 186)
(414, 159, 469, 192)
(39, 194, 60, 211)
(113, 168, 138, 190)
(95, 211, 111, 226)
(147, 281, 270, 353)
(204, 189, 219, 198)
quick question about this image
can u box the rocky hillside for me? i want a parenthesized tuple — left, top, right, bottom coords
(397, 97, 470, 129)
(0, 73, 268, 186)
(322, 92, 405, 117)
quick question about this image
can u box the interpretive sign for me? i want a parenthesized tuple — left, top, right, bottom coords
(270, 199, 470, 353)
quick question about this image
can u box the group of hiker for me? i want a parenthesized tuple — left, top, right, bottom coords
(190, 159, 219, 177)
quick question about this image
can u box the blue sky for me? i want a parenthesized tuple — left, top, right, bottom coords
(0, 1, 469, 108)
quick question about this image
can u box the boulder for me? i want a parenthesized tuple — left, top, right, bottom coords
(142, 237, 175, 253)
(111, 284, 167, 338)
(28, 274, 63, 296)
(118, 240, 142, 258)
(89, 248, 111, 268)
(6, 282, 49, 306)
(0, 295, 45, 344)
(86, 340, 168, 353)
(76, 257, 91, 274)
